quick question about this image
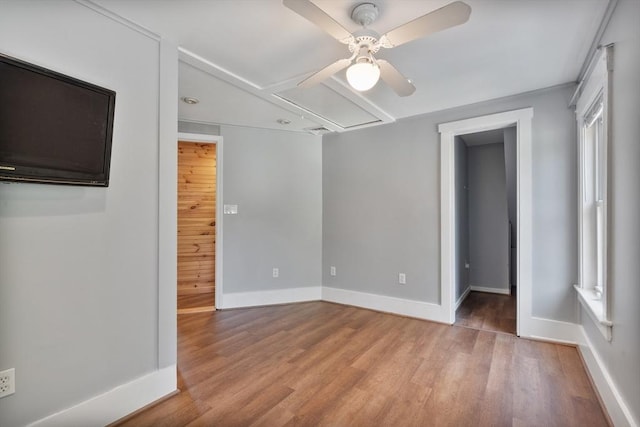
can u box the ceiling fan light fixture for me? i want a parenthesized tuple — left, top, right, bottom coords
(284, 0, 470, 96)
(346, 60, 380, 91)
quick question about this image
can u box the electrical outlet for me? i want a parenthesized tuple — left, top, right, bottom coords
(0, 368, 15, 399)
(272, 267, 279, 278)
(399, 273, 406, 285)
(330, 266, 336, 276)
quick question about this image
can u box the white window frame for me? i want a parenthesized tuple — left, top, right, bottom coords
(574, 46, 613, 341)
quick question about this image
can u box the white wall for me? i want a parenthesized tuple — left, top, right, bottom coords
(0, 2, 176, 426)
(178, 120, 220, 136)
(323, 84, 577, 322)
(467, 143, 510, 292)
(219, 126, 322, 302)
(581, 0, 640, 423)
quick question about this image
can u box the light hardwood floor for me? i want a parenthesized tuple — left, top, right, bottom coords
(178, 293, 215, 313)
(455, 291, 516, 335)
(115, 301, 609, 427)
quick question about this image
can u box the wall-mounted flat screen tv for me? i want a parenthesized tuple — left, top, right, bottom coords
(0, 53, 116, 186)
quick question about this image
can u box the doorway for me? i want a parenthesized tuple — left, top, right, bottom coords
(438, 108, 533, 336)
(177, 137, 218, 314)
(452, 129, 516, 334)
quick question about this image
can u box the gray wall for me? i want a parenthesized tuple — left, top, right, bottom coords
(220, 125, 322, 293)
(467, 143, 510, 291)
(0, 2, 166, 425)
(503, 127, 517, 287)
(178, 120, 220, 136)
(322, 120, 440, 301)
(582, 0, 640, 421)
(323, 84, 577, 321)
(454, 137, 470, 301)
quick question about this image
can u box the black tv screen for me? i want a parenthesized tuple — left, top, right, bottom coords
(0, 53, 115, 186)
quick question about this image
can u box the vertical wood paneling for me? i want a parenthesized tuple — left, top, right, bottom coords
(177, 142, 216, 307)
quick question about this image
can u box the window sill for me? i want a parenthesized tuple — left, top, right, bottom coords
(574, 285, 612, 341)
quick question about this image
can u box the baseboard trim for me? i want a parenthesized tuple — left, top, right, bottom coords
(220, 286, 322, 309)
(455, 286, 471, 310)
(470, 285, 511, 295)
(520, 316, 584, 345)
(28, 365, 177, 427)
(578, 328, 638, 427)
(322, 286, 449, 323)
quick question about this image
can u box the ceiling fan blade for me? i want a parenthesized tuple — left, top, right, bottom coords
(299, 58, 352, 88)
(377, 60, 416, 97)
(283, 0, 354, 44)
(380, 1, 471, 48)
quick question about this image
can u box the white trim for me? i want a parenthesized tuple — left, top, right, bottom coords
(470, 286, 511, 295)
(439, 108, 534, 335)
(221, 287, 322, 309)
(439, 127, 456, 324)
(579, 328, 638, 427)
(576, 46, 613, 336)
(176, 133, 224, 310)
(455, 286, 471, 310)
(158, 39, 179, 369)
(177, 132, 219, 143)
(526, 317, 585, 345)
(76, 0, 161, 41)
(322, 286, 450, 323)
(574, 285, 613, 341)
(28, 365, 176, 427)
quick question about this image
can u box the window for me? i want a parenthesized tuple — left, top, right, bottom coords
(574, 46, 613, 341)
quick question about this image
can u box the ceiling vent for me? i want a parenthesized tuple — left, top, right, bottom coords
(305, 126, 332, 135)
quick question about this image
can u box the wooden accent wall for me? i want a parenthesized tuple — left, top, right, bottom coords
(177, 142, 216, 300)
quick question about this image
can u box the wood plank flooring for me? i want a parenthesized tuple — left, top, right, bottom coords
(115, 302, 609, 427)
(455, 291, 516, 334)
(178, 293, 215, 313)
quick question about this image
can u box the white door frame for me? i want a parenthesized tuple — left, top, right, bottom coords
(438, 108, 533, 336)
(177, 132, 224, 309)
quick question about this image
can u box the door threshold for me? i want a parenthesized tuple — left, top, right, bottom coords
(177, 306, 216, 315)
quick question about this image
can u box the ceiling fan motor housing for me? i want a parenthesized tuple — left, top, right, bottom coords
(351, 3, 379, 27)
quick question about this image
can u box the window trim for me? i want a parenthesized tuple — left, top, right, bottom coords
(575, 45, 613, 341)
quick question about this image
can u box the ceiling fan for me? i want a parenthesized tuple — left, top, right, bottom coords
(283, 0, 471, 96)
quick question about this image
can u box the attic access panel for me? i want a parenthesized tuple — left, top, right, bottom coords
(275, 84, 380, 129)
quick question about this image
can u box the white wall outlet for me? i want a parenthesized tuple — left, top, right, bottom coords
(272, 267, 279, 278)
(223, 204, 238, 215)
(330, 266, 336, 276)
(398, 273, 406, 285)
(0, 368, 15, 399)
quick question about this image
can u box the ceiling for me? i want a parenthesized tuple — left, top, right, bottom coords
(93, 0, 609, 134)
